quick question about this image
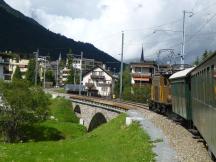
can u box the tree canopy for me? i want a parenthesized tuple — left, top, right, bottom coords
(0, 80, 50, 143)
(25, 59, 40, 85)
(12, 66, 22, 81)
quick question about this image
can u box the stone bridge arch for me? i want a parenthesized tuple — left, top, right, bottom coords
(74, 105, 81, 114)
(88, 112, 107, 132)
(72, 102, 119, 131)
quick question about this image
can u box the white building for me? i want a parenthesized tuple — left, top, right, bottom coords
(59, 57, 104, 85)
(0, 53, 11, 81)
(60, 67, 70, 83)
(9, 59, 29, 79)
(83, 66, 115, 97)
(72, 57, 103, 71)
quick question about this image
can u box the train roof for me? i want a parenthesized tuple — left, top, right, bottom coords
(169, 67, 195, 80)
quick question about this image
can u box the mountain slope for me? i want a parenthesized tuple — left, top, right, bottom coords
(0, 0, 120, 71)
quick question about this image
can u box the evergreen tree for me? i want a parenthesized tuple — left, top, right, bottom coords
(25, 59, 40, 85)
(114, 65, 151, 103)
(193, 56, 200, 66)
(45, 70, 55, 84)
(12, 66, 22, 81)
(202, 50, 209, 61)
(66, 49, 75, 84)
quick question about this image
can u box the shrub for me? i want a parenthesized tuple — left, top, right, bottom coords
(0, 80, 50, 143)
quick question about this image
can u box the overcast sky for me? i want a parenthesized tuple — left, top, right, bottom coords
(4, 0, 216, 63)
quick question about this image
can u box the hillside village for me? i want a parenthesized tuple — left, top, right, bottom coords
(0, 48, 194, 98)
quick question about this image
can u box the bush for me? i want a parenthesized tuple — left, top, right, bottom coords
(0, 80, 50, 143)
(123, 85, 151, 103)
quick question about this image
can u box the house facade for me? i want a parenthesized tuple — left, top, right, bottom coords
(59, 56, 104, 85)
(9, 59, 29, 79)
(130, 47, 157, 86)
(0, 53, 11, 81)
(83, 67, 115, 97)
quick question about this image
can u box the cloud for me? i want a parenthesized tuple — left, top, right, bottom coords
(4, 0, 216, 63)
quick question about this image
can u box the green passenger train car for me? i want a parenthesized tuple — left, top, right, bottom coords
(169, 68, 194, 120)
(190, 53, 216, 157)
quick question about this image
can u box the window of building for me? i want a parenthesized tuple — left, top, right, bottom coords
(102, 87, 108, 91)
(92, 71, 97, 75)
(135, 67, 141, 73)
(99, 71, 103, 76)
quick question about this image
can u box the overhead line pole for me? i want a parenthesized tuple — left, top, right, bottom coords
(43, 57, 47, 89)
(181, 10, 186, 66)
(79, 52, 83, 96)
(56, 59, 59, 87)
(119, 31, 124, 99)
(34, 49, 39, 86)
(181, 10, 193, 67)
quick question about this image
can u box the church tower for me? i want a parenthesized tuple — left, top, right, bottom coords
(140, 45, 144, 62)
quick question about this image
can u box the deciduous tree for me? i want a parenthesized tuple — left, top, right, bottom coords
(0, 80, 50, 143)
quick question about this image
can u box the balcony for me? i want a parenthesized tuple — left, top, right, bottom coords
(132, 73, 152, 78)
(91, 75, 105, 80)
(97, 83, 111, 87)
(0, 60, 9, 65)
(85, 83, 95, 89)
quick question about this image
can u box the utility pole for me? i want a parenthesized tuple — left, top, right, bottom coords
(56, 60, 59, 87)
(43, 57, 47, 89)
(119, 31, 124, 99)
(74, 65, 76, 84)
(181, 10, 186, 66)
(79, 52, 83, 95)
(34, 49, 39, 86)
(181, 10, 193, 66)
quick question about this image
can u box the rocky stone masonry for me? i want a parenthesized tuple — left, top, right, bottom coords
(72, 102, 119, 129)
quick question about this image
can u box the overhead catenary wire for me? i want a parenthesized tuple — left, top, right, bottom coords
(186, 12, 216, 45)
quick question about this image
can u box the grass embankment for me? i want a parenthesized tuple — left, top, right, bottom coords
(54, 88, 65, 94)
(0, 98, 155, 162)
(41, 98, 86, 140)
(20, 98, 86, 142)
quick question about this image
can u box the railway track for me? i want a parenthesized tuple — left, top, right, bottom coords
(69, 94, 149, 111)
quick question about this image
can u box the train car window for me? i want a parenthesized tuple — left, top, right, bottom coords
(198, 72, 202, 100)
(207, 67, 210, 104)
(212, 65, 216, 106)
(195, 74, 197, 99)
(202, 70, 204, 102)
(204, 69, 206, 104)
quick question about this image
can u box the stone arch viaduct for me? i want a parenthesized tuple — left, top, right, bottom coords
(72, 101, 121, 131)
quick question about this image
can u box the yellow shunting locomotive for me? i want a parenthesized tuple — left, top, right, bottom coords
(149, 74, 172, 113)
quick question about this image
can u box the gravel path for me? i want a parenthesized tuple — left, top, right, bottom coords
(131, 108, 212, 162)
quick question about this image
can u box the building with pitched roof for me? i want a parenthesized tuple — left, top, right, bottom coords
(130, 46, 157, 85)
(82, 66, 115, 97)
(0, 53, 11, 81)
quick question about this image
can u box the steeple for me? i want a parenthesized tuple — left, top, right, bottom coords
(140, 45, 144, 62)
(59, 52, 62, 61)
